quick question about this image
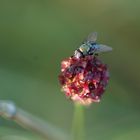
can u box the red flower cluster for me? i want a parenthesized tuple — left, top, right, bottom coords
(59, 55, 109, 106)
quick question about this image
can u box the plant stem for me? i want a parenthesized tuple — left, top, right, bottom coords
(71, 103, 85, 140)
(0, 100, 69, 140)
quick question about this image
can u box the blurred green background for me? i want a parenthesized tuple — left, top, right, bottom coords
(0, 0, 140, 140)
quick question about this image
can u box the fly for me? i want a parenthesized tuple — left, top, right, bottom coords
(74, 32, 112, 58)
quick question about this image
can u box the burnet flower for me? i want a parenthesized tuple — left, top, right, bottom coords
(59, 32, 112, 106)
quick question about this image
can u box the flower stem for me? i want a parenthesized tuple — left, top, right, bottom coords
(71, 103, 85, 140)
(0, 100, 69, 140)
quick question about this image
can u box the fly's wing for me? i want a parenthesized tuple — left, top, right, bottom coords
(85, 32, 98, 43)
(95, 44, 112, 53)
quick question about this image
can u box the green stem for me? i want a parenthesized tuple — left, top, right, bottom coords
(0, 100, 69, 140)
(71, 103, 85, 140)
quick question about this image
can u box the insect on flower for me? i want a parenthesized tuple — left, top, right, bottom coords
(74, 32, 112, 58)
(59, 32, 112, 106)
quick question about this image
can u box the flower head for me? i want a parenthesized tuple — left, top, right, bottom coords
(59, 55, 109, 106)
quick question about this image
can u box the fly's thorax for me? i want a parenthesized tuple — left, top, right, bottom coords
(79, 43, 91, 55)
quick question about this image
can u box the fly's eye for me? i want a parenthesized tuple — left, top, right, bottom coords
(74, 50, 83, 58)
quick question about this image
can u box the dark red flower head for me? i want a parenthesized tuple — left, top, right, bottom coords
(59, 55, 109, 106)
